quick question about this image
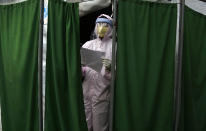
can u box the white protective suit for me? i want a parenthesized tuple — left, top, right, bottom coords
(82, 14, 113, 131)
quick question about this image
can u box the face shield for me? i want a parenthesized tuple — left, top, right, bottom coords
(95, 16, 113, 39)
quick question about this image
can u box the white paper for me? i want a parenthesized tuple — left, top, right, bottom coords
(81, 48, 105, 73)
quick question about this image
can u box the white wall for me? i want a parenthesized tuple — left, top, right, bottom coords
(0, 0, 25, 4)
(186, 0, 206, 15)
(79, 0, 111, 17)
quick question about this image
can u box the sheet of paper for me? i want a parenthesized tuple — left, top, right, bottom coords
(81, 48, 105, 73)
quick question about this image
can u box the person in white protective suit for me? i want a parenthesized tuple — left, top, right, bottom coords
(81, 14, 113, 131)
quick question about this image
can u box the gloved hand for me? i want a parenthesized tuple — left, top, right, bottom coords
(102, 58, 111, 71)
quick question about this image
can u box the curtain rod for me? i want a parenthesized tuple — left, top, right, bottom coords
(38, 0, 44, 130)
(173, 0, 185, 131)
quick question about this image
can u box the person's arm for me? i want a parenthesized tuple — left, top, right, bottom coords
(79, 0, 111, 17)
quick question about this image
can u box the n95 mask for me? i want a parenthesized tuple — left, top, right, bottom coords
(97, 23, 109, 38)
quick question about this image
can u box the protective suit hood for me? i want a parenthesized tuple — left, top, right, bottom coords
(94, 14, 113, 40)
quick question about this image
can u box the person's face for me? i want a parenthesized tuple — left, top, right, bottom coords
(96, 23, 109, 39)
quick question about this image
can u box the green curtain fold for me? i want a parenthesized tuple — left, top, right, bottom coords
(114, 1, 177, 131)
(180, 7, 206, 131)
(0, 1, 39, 131)
(44, 1, 87, 131)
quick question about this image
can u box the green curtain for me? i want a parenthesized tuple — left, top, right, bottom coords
(44, 0, 87, 131)
(114, 1, 177, 131)
(180, 7, 206, 131)
(0, 0, 39, 131)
